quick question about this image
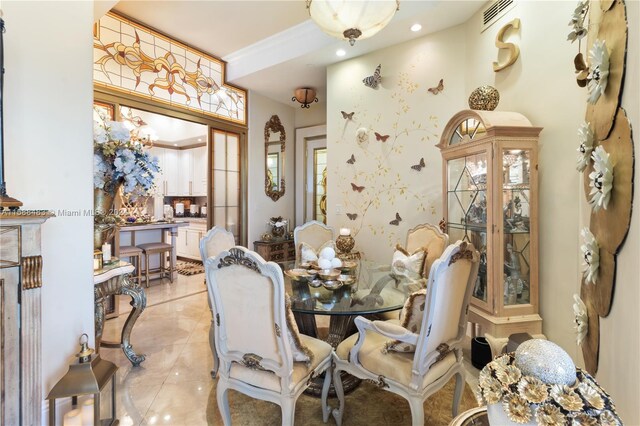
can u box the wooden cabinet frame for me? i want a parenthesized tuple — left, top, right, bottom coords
(438, 110, 543, 340)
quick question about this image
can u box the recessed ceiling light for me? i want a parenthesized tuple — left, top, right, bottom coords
(411, 23, 422, 32)
(336, 49, 346, 57)
(173, 143, 178, 147)
(198, 138, 202, 142)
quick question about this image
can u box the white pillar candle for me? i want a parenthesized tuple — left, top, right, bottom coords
(102, 243, 111, 262)
(63, 408, 82, 426)
(80, 398, 94, 426)
(93, 258, 100, 270)
(339, 228, 351, 236)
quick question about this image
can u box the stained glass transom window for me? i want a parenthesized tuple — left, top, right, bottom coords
(93, 13, 247, 125)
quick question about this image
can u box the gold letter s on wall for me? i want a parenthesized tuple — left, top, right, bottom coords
(493, 18, 521, 72)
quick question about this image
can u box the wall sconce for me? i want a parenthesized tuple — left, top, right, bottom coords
(46, 334, 118, 425)
(291, 88, 318, 109)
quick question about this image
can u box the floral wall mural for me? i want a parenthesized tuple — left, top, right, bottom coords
(327, 28, 468, 263)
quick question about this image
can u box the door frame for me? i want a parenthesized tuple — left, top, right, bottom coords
(294, 125, 326, 227)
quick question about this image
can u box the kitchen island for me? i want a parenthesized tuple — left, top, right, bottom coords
(115, 221, 189, 281)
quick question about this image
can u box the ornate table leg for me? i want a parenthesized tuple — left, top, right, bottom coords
(304, 314, 361, 397)
(118, 276, 147, 366)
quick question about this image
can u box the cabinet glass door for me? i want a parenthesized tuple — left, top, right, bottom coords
(502, 149, 532, 306)
(446, 152, 489, 304)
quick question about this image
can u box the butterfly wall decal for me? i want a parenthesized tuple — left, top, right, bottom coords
(363, 64, 382, 89)
(389, 212, 402, 226)
(346, 154, 356, 164)
(428, 78, 444, 95)
(346, 213, 358, 220)
(351, 183, 365, 193)
(341, 111, 355, 120)
(411, 158, 425, 171)
(374, 132, 390, 142)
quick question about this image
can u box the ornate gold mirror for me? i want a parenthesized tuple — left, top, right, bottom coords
(264, 115, 285, 201)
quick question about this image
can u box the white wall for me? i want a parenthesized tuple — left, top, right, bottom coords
(3, 0, 95, 407)
(326, 1, 639, 421)
(294, 101, 327, 129)
(247, 91, 296, 244)
(327, 24, 467, 261)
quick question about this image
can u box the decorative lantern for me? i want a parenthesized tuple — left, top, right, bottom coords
(46, 334, 118, 426)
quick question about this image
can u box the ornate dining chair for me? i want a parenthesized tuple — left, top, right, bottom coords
(329, 241, 480, 426)
(293, 220, 335, 263)
(379, 223, 449, 321)
(199, 226, 236, 378)
(206, 247, 333, 425)
(405, 223, 449, 280)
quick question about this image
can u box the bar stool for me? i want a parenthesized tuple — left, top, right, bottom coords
(137, 242, 174, 288)
(119, 245, 142, 285)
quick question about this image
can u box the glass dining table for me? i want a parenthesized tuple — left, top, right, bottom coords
(282, 260, 419, 395)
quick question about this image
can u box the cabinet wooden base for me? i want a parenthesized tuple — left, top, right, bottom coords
(468, 306, 544, 357)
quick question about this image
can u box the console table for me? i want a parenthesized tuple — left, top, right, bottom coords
(253, 239, 296, 263)
(94, 260, 146, 366)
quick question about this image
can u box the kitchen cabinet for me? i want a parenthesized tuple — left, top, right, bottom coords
(150, 147, 179, 196)
(176, 221, 207, 260)
(178, 147, 207, 197)
(438, 109, 543, 352)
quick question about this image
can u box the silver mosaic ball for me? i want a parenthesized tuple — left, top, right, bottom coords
(468, 85, 500, 111)
(514, 339, 576, 386)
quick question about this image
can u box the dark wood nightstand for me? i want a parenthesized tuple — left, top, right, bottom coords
(253, 239, 296, 264)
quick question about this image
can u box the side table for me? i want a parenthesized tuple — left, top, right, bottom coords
(253, 239, 296, 263)
(94, 260, 147, 366)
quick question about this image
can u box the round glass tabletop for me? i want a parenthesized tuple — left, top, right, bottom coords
(283, 261, 417, 316)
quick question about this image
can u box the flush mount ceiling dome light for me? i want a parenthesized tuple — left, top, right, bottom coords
(292, 88, 319, 109)
(307, 0, 400, 46)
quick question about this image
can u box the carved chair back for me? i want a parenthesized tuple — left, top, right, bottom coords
(205, 247, 295, 386)
(411, 241, 479, 384)
(199, 226, 235, 263)
(293, 220, 335, 262)
(405, 223, 449, 279)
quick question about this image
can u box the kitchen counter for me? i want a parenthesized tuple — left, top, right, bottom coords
(116, 221, 189, 281)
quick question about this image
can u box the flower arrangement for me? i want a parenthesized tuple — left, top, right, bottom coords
(268, 216, 288, 238)
(94, 120, 160, 198)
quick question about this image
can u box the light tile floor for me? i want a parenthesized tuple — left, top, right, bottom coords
(102, 273, 481, 426)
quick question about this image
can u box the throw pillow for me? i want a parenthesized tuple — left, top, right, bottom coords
(299, 240, 337, 264)
(284, 295, 314, 364)
(391, 244, 428, 280)
(383, 289, 427, 353)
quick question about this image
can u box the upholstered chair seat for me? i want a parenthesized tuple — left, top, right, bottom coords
(328, 241, 480, 426)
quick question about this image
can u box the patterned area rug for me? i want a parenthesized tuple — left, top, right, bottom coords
(176, 260, 204, 276)
(206, 376, 477, 425)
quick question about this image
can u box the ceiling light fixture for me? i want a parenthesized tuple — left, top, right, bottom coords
(307, 0, 400, 46)
(411, 23, 422, 32)
(336, 49, 346, 57)
(292, 88, 319, 109)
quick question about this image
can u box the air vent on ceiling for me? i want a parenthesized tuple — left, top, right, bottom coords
(481, 0, 516, 32)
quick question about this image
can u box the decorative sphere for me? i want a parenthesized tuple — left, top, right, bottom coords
(320, 247, 336, 260)
(514, 339, 576, 386)
(468, 85, 500, 111)
(330, 257, 343, 268)
(318, 258, 332, 270)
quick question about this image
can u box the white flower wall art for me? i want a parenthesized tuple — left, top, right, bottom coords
(567, 0, 589, 43)
(587, 39, 610, 104)
(573, 294, 589, 345)
(576, 122, 594, 172)
(589, 145, 614, 211)
(580, 227, 600, 285)
(356, 127, 369, 145)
